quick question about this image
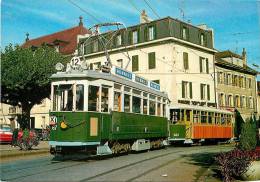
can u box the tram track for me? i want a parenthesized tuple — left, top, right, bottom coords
(1, 145, 233, 181)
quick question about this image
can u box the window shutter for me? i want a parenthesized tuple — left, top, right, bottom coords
(206, 58, 209, 73)
(182, 81, 185, 98)
(154, 25, 157, 39)
(199, 57, 203, 73)
(137, 28, 140, 43)
(148, 52, 156, 69)
(207, 85, 210, 100)
(189, 82, 192, 99)
(183, 52, 189, 70)
(200, 84, 203, 99)
(144, 26, 148, 41)
(128, 31, 132, 44)
(132, 55, 139, 72)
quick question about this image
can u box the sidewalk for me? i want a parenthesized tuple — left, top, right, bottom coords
(0, 141, 50, 159)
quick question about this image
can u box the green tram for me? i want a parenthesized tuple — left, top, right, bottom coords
(168, 104, 234, 144)
(49, 59, 168, 156)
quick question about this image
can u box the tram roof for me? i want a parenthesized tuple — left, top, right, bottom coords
(169, 104, 233, 114)
(51, 70, 168, 98)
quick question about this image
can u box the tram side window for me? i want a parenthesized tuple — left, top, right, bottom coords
(149, 100, 156, 115)
(215, 113, 220, 124)
(193, 110, 199, 123)
(201, 111, 207, 123)
(180, 109, 184, 121)
(114, 92, 121, 111)
(143, 99, 148, 114)
(157, 103, 161, 116)
(227, 115, 231, 125)
(221, 114, 226, 125)
(101, 87, 109, 112)
(132, 96, 141, 113)
(76, 85, 84, 111)
(208, 112, 213, 124)
(88, 85, 99, 111)
(124, 94, 131, 112)
(59, 84, 73, 111)
(186, 110, 191, 122)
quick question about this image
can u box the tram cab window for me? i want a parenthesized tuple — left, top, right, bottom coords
(124, 94, 131, 112)
(101, 87, 109, 112)
(88, 85, 99, 111)
(76, 85, 84, 111)
(171, 109, 180, 123)
(53, 85, 58, 111)
(133, 96, 141, 113)
(149, 100, 156, 115)
(58, 84, 73, 111)
(143, 99, 148, 115)
(114, 92, 121, 111)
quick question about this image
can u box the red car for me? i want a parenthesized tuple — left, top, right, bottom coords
(0, 124, 13, 143)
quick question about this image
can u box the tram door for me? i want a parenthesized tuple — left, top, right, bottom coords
(185, 110, 192, 139)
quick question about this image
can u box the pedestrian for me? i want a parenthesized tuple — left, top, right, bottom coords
(11, 128, 19, 147)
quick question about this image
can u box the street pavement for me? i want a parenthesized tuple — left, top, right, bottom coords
(0, 144, 234, 182)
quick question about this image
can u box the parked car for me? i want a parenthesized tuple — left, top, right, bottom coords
(0, 124, 13, 143)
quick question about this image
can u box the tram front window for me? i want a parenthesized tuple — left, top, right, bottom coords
(88, 85, 99, 111)
(76, 85, 84, 111)
(59, 84, 73, 111)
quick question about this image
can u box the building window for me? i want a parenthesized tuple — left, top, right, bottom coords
(199, 57, 209, 73)
(200, 33, 205, 46)
(132, 30, 138, 44)
(153, 80, 160, 84)
(132, 55, 139, 72)
(219, 93, 225, 106)
(182, 81, 192, 99)
(116, 34, 122, 46)
(240, 96, 246, 108)
(93, 40, 98, 52)
(183, 52, 189, 70)
(182, 27, 188, 40)
(117, 59, 123, 68)
(227, 74, 232, 85)
(234, 95, 240, 107)
(207, 85, 210, 100)
(200, 84, 207, 100)
(248, 97, 253, 109)
(148, 52, 156, 69)
(227, 94, 233, 107)
(148, 26, 155, 40)
(248, 78, 252, 88)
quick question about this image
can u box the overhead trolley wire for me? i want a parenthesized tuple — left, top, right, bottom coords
(143, 0, 160, 19)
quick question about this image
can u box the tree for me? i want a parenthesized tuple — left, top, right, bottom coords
(239, 117, 257, 150)
(1, 44, 67, 128)
(234, 109, 244, 138)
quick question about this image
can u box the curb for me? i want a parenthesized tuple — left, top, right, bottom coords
(0, 148, 50, 159)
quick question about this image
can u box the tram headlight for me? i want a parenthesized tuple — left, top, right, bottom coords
(60, 121, 68, 129)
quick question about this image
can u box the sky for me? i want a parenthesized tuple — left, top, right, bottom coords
(1, 0, 260, 72)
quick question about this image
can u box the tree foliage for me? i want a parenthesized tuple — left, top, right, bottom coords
(239, 117, 257, 151)
(1, 44, 67, 128)
(234, 109, 244, 138)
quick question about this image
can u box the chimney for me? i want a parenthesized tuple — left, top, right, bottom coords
(242, 48, 247, 66)
(25, 33, 29, 42)
(79, 16, 83, 26)
(140, 10, 151, 24)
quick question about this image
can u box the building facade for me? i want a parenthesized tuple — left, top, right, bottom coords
(215, 50, 258, 120)
(0, 17, 91, 129)
(78, 14, 217, 112)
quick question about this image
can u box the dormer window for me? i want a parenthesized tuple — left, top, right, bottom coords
(132, 30, 138, 44)
(200, 33, 205, 46)
(148, 26, 155, 40)
(182, 27, 188, 40)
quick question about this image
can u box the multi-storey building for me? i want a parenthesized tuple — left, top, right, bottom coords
(0, 17, 91, 129)
(78, 12, 217, 113)
(215, 50, 258, 120)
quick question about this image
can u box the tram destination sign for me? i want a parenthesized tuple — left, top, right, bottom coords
(115, 68, 132, 80)
(150, 82, 160, 91)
